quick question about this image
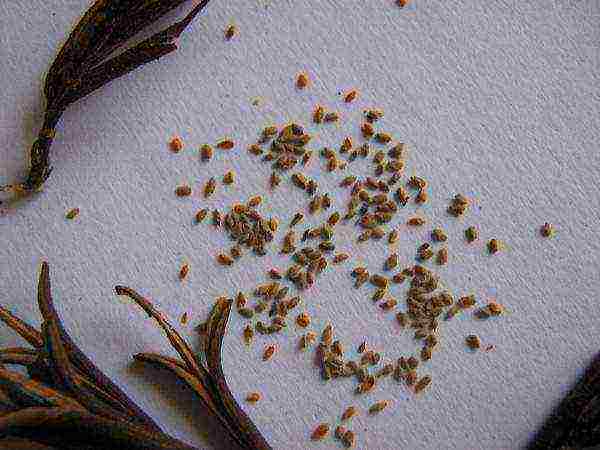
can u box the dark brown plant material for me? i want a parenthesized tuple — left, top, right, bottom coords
(0, 262, 272, 449)
(1, 0, 212, 203)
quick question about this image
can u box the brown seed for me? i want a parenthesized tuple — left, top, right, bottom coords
(380, 298, 397, 311)
(385, 253, 399, 270)
(388, 142, 407, 159)
(268, 217, 279, 232)
(296, 312, 311, 328)
(388, 229, 400, 245)
(65, 208, 80, 220)
(179, 263, 189, 280)
(397, 0, 410, 7)
(392, 273, 406, 284)
(396, 187, 410, 205)
(211, 209, 222, 227)
(420, 346, 432, 361)
(194, 209, 208, 224)
(313, 104, 325, 123)
(238, 308, 254, 319)
(458, 295, 476, 309)
(332, 340, 343, 356)
(268, 268, 282, 280)
(405, 370, 417, 386)
(204, 178, 216, 198)
(415, 189, 427, 204)
(248, 143, 263, 155)
(487, 239, 502, 254)
(322, 323, 333, 346)
(247, 195, 262, 208)
(370, 274, 388, 289)
(222, 171, 235, 185)
(342, 430, 356, 448)
(431, 228, 447, 242)
(407, 356, 419, 370)
(217, 253, 234, 266)
(180, 312, 188, 325)
(361, 122, 374, 139)
(169, 136, 184, 152)
(344, 89, 358, 103)
(230, 245, 242, 259)
(324, 111, 340, 122)
(335, 425, 347, 440)
(246, 392, 261, 403)
(341, 137, 353, 153)
(369, 400, 389, 414)
(311, 423, 330, 441)
(216, 138, 234, 150)
(200, 144, 213, 161)
(296, 72, 309, 89)
(243, 324, 254, 345)
(236, 292, 247, 309)
(263, 345, 276, 361)
(414, 375, 432, 393)
(341, 406, 358, 421)
(436, 248, 448, 265)
(224, 24, 237, 40)
(396, 312, 408, 327)
(175, 185, 192, 197)
(333, 253, 350, 264)
(407, 216, 426, 226)
(374, 133, 392, 144)
(540, 222, 554, 237)
(365, 108, 384, 122)
(466, 334, 481, 350)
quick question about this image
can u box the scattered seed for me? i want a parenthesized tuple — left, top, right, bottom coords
(217, 253, 234, 266)
(397, 0, 410, 7)
(341, 406, 358, 421)
(369, 400, 389, 414)
(179, 263, 189, 280)
(458, 295, 476, 309)
(407, 216, 426, 226)
(370, 274, 388, 289)
(374, 133, 392, 144)
(465, 226, 478, 242)
(333, 253, 350, 264)
(342, 430, 356, 448)
(204, 178, 216, 198)
(313, 104, 325, 123)
(414, 375, 432, 393)
(324, 111, 340, 122)
(296, 72, 309, 89)
(225, 24, 237, 40)
(65, 207, 80, 220)
(243, 324, 254, 345)
(335, 425, 347, 440)
(169, 136, 183, 152)
(223, 171, 235, 185)
(263, 345, 276, 361)
(466, 335, 481, 350)
(180, 312, 188, 325)
(194, 209, 208, 224)
(420, 346, 432, 361)
(361, 122, 374, 139)
(540, 222, 554, 237)
(216, 139, 235, 150)
(385, 253, 399, 270)
(311, 423, 330, 441)
(296, 312, 311, 328)
(431, 228, 447, 242)
(175, 185, 192, 197)
(396, 312, 407, 327)
(436, 248, 448, 265)
(212, 209, 222, 227)
(248, 143, 263, 155)
(322, 323, 333, 346)
(246, 392, 260, 403)
(448, 194, 469, 217)
(487, 239, 502, 254)
(200, 144, 213, 161)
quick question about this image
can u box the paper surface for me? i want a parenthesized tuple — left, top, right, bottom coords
(1, 1, 599, 449)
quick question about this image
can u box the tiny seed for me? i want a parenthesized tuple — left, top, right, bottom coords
(216, 139, 234, 150)
(296, 312, 311, 328)
(335, 425, 347, 440)
(180, 312, 188, 325)
(341, 406, 358, 421)
(268, 217, 279, 232)
(225, 24, 237, 40)
(243, 324, 254, 345)
(431, 228, 447, 242)
(236, 292, 247, 308)
(397, 0, 410, 7)
(222, 171, 235, 185)
(465, 226, 478, 242)
(332, 252, 350, 264)
(341, 137, 353, 153)
(342, 430, 356, 448)
(405, 370, 417, 386)
(313, 104, 325, 123)
(420, 346, 432, 361)
(65, 208, 80, 220)
(407, 216, 426, 226)
(487, 239, 502, 254)
(385, 253, 399, 270)
(466, 335, 481, 350)
(195, 209, 208, 223)
(200, 144, 213, 161)
(388, 229, 399, 244)
(175, 185, 192, 197)
(332, 340, 343, 356)
(212, 209, 222, 227)
(374, 133, 392, 144)
(238, 308, 254, 319)
(370, 274, 388, 289)
(436, 247, 448, 265)
(179, 263, 189, 280)
(458, 295, 476, 309)
(246, 392, 261, 403)
(204, 178, 216, 198)
(263, 345, 276, 361)
(407, 356, 419, 370)
(322, 323, 333, 346)
(358, 341, 367, 354)
(361, 122, 374, 139)
(296, 72, 309, 89)
(396, 312, 407, 327)
(311, 423, 330, 441)
(217, 253, 234, 266)
(248, 195, 262, 208)
(415, 189, 427, 204)
(248, 143, 263, 155)
(169, 136, 183, 152)
(414, 375, 432, 393)
(344, 89, 358, 103)
(369, 400, 389, 414)
(540, 222, 554, 237)
(324, 111, 340, 122)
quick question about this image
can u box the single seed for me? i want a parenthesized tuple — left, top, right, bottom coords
(374, 133, 392, 144)
(333, 253, 349, 264)
(179, 263, 189, 280)
(420, 346, 432, 361)
(372, 288, 386, 302)
(380, 298, 397, 310)
(405, 370, 417, 386)
(388, 143, 407, 159)
(332, 340, 343, 356)
(236, 292, 247, 309)
(238, 308, 254, 319)
(222, 171, 235, 185)
(335, 425, 347, 440)
(313, 104, 325, 123)
(246, 392, 261, 403)
(322, 323, 333, 346)
(195, 209, 208, 223)
(458, 295, 476, 309)
(200, 144, 213, 161)
(230, 245, 242, 259)
(243, 324, 254, 345)
(311, 423, 330, 441)
(396, 312, 407, 327)
(415, 189, 427, 204)
(407, 356, 419, 370)
(180, 312, 188, 325)
(248, 143, 263, 155)
(296, 72, 309, 89)
(224, 24, 237, 40)
(175, 185, 192, 197)
(211, 209, 221, 227)
(268, 217, 279, 232)
(385, 253, 399, 270)
(342, 430, 356, 448)
(169, 136, 184, 152)
(263, 345, 276, 361)
(361, 122, 374, 139)
(217, 253, 234, 266)
(414, 375, 432, 393)
(296, 312, 311, 328)
(466, 335, 481, 350)
(388, 229, 400, 244)
(487, 239, 502, 254)
(540, 222, 554, 237)
(341, 137, 353, 153)
(268, 268, 282, 280)
(365, 109, 384, 122)
(204, 178, 216, 198)
(407, 216, 426, 226)
(431, 228, 447, 242)
(397, 0, 410, 7)
(216, 138, 235, 150)
(344, 89, 358, 103)
(487, 301, 504, 316)
(341, 406, 358, 421)
(65, 208, 80, 220)
(358, 341, 367, 354)
(465, 226, 478, 242)
(369, 400, 389, 414)
(262, 125, 278, 139)
(436, 248, 448, 265)
(370, 274, 388, 289)
(392, 273, 406, 284)
(248, 195, 262, 208)
(324, 111, 340, 122)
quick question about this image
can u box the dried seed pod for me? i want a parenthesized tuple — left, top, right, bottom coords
(179, 263, 189, 280)
(243, 324, 254, 345)
(217, 253, 234, 266)
(414, 375, 432, 393)
(436, 247, 448, 265)
(204, 177, 216, 198)
(540, 222, 554, 237)
(324, 111, 340, 122)
(374, 133, 392, 144)
(487, 239, 502, 254)
(407, 216, 426, 226)
(385, 253, 399, 270)
(200, 144, 213, 161)
(296, 312, 311, 328)
(465, 226, 478, 242)
(169, 136, 184, 152)
(466, 334, 480, 350)
(361, 122, 374, 139)
(263, 344, 276, 361)
(342, 406, 358, 421)
(65, 207, 80, 219)
(175, 184, 192, 197)
(311, 423, 330, 441)
(369, 400, 389, 414)
(313, 104, 325, 123)
(222, 171, 235, 185)
(216, 138, 235, 150)
(344, 89, 358, 103)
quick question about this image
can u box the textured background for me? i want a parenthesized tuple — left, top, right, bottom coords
(1, 1, 599, 449)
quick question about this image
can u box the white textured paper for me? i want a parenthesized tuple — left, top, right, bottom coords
(1, 1, 599, 449)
